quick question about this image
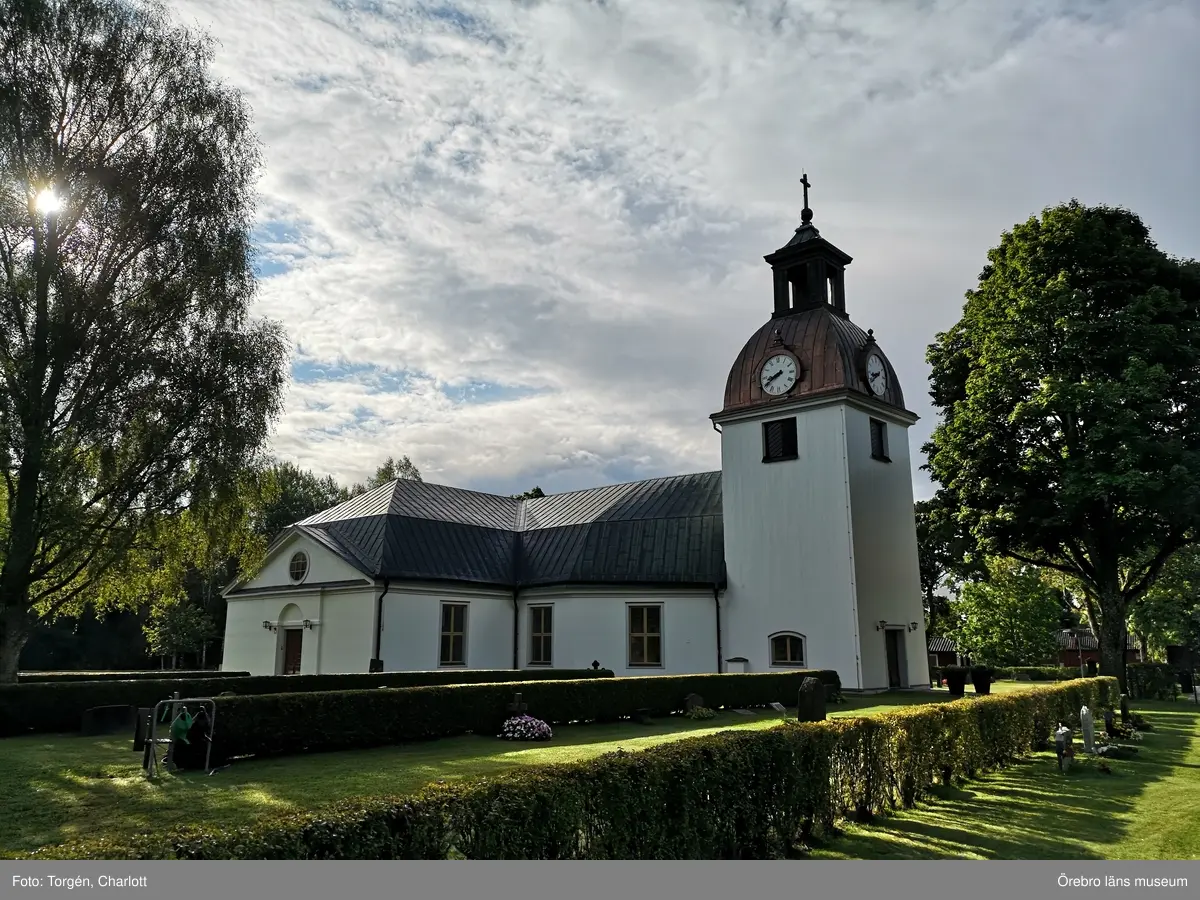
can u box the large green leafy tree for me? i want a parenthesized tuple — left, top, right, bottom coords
(90, 465, 273, 666)
(0, 0, 288, 681)
(925, 201, 1200, 691)
(948, 558, 1062, 667)
(915, 496, 986, 634)
(1129, 546, 1200, 659)
(258, 460, 350, 540)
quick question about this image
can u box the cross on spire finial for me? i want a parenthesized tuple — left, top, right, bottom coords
(799, 173, 813, 224)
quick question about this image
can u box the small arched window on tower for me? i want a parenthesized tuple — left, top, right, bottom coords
(769, 632, 807, 667)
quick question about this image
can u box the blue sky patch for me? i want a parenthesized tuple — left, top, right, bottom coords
(252, 220, 309, 279)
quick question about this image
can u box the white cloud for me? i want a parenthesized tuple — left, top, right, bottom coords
(168, 0, 1200, 497)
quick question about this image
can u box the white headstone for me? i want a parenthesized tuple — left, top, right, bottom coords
(1081, 706, 1095, 753)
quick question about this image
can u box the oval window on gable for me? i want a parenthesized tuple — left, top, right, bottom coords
(288, 551, 309, 584)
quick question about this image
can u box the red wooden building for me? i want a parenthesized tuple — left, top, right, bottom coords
(927, 629, 1140, 674)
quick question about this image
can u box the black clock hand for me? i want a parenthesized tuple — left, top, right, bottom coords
(765, 370, 782, 383)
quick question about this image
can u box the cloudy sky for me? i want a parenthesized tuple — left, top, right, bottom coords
(166, 0, 1200, 500)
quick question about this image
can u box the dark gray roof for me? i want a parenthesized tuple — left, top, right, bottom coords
(928, 636, 956, 653)
(276, 472, 726, 589)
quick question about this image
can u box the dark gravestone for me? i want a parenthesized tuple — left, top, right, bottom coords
(507, 693, 528, 716)
(1104, 708, 1118, 737)
(797, 676, 827, 722)
(81, 705, 136, 737)
(684, 693, 705, 712)
(132, 708, 154, 752)
(1120, 694, 1131, 724)
(633, 708, 654, 724)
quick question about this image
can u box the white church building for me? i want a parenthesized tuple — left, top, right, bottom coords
(221, 194, 930, 692)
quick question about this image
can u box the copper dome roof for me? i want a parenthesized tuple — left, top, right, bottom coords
(718, 306, 905, 415)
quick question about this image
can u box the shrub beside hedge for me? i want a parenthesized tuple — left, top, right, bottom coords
(992, 666, 1080, 682)
(187, 670, 841, 765)
(16, 670, 250, 684)
(1127, 663, 1178, 701)
(19, 677, 1116, 860)
(0, 669, 613, 737)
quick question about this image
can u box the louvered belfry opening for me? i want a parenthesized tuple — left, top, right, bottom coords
(768, 228, 853, 319)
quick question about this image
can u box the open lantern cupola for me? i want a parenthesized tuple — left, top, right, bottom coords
(764, 174, 853, 318)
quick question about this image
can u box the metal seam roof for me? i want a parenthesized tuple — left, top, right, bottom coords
(295, 472, 726, 587)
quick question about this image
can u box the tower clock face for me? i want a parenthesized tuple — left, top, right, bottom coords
(760, 354, 799, 396)
(865, 352, 888, 397)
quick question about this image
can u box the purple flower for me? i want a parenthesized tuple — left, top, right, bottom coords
(499, 715, 553, 742)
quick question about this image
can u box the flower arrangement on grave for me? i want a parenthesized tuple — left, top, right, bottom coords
(499, 715, 553, 742)
(685, 706, 716, 720)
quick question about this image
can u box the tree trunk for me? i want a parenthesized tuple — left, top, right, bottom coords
(0, 606, 31, 684)
(1096, 601, 1129, 694)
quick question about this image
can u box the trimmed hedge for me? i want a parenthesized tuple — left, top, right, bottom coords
(16, 677, 1116, 860)
(0, 669, 614, 737)
(1127, 663, 1178, 701)
(16, 670, 249, 683)
(992, 666, 1079, 682)
(185, 670, 842, 766)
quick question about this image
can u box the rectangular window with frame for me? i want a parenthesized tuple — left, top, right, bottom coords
(439, 602, 467, 666)
(869, 418, 890, 462)
(628, 604, 663, 667)
(529, 605, 553, 666)
(762, 417, 799, 463)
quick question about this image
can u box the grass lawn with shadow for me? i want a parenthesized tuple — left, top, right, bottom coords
(3, 708, 807, 853)
(808, 699, 1200, 860)
(0, 681, 1056, 856)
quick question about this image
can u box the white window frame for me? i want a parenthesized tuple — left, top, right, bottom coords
(438, 602, 469, 667)
(627, 602, 664, 669)
(288, 550, 309, 584)
(528, 604, 554, 667)
(768, 631, 807, 668)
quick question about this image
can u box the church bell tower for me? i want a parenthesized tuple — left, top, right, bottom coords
(710, 176, 929, 692)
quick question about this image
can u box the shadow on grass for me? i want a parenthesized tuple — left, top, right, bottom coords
(809, 701, 1199, 860)
(0, 709, 798, 853)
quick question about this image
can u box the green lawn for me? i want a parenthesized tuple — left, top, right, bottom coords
(810, 698, 1200, 860)
(3, 707, 806, 853)
(0, 681, 1084, 856)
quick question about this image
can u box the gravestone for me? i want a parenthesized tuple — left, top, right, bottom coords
(1104, 708, 1118, 737)
(684, 693, 705, 712)
(1054, 724, 1073, 772)
(1120, 694, 1131, 724)
(796, 676, 827, 722)
(769, 702, 786, 712)
(506, 693, 528, 716)
(1080, 706, 1095, 754)
(132, 708, 154, 752)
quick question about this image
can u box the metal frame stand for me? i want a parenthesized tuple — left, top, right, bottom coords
(146, 697, 217, 779)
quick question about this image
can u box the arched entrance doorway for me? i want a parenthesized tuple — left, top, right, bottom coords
(277, 603, 304, 675)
